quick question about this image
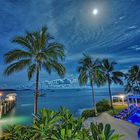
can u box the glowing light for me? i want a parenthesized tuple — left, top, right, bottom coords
(120, 95, 124, 99)
(8, 96, 14, 101)
(0, 93, 2, 97)
(92, 8, 98, 15)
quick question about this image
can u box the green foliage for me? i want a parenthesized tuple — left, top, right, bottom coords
(108, 105, 127, 116)
(2, 107, 123, 140)
(90, 123, 123, 140)
(4, 27, 66, 79)
(31, 109, 60, 139)
(100, 59, 124, 109)
(82, 100, 111, 119)
(96, 100, 111, 113)
(2, 125, 32, 140)
(81, 109, 96, 119)
(77, 54, 106, 87)
(77, 54, 106, 115)
(125, 65, 140, 93)
(4, 27, 66, 115)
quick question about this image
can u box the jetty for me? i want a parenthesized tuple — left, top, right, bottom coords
(0, 93, 16, 118)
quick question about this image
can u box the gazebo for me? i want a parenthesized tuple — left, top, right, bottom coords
(126, 93, 140, 108)
(112, 93, 140, 108)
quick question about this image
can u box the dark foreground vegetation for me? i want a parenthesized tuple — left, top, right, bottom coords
(82, 99, 127, 118)
(82, 100, 111, 119)
(1, 107, 123, 140)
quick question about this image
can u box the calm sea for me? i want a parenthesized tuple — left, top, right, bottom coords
(0, 88, 123, 127)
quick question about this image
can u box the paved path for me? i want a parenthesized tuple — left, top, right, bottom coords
(83, 112, 139, 140)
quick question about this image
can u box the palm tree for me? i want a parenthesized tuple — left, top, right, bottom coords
(77, 54, 105, 115)
(4, 27, 65, 116)
(101, 59, 124, 110)
(125, 65, 140, 93)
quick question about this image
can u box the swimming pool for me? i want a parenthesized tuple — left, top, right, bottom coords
(127, 108, 140, 126)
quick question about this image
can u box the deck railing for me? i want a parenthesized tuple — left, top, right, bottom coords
(0, 95, 16, 118)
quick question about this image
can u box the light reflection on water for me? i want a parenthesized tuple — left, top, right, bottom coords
(0, 88, 122, 128)
(0, 106, 31, 136)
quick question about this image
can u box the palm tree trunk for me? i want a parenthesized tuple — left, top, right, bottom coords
(91, 82, 97, 116)
(107, 77, 114, 110)
(34, 63, 39, 116)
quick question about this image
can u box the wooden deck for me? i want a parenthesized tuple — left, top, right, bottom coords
(0, 94, 16, 118)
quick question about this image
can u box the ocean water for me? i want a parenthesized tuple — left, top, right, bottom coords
(0, 88, 123, 126)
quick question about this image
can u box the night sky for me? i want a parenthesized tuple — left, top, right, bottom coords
(0, 0, 140, 88)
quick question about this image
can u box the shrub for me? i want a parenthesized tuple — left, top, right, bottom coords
(81, 109, 96, 119)
(96, 99, 111, 112)
(2, 107, 123, 140)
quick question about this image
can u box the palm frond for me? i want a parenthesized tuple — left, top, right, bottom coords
(102, 59, 116, 72)
(42, 62, 52, 74)
(50, 61, 65, 77)
(27, 64, 36, 80)
(94, 69, 106, 87)
(112, 71, 124, 77)
(112, 71, 124, 85)
(46, 43, 65, 60)
(12, 36, 33, 51)
(78, 68, 88, 86)
(4, 59, 31, 76)
(125, 65, 140, 93)
(102, 59, 110, 69)
(4, 49, 31, 63)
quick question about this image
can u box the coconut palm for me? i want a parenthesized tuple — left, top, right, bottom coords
(101, 59, 124, 110)
(4, 27, 65, 116)
(77, 54, 106, 115)
(125, 65, 140, 93)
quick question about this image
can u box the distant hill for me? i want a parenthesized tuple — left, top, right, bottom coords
(0, 89, 33, 91)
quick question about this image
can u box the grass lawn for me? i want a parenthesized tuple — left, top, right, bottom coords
(108, 104, 128, 116)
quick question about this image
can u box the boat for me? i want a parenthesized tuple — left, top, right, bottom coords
(38, 93, 46, 97)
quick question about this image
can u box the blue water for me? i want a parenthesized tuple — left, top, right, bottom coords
(1, 88, 122, 125)
(128, 108, 140, 126)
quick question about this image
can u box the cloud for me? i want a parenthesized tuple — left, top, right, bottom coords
(0, 0, 140, 87)
(118, 57, 140, 64)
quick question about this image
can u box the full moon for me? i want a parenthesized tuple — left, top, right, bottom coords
(92, 8, 98, 15)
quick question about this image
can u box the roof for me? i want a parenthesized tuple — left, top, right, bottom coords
(6, 93, 17, 97)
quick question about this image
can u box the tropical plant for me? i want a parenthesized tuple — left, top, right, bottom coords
(2, 107, 123, 140)
(81, 109, 96, 119)
(53, 107, 92, 140)
(90, 122, 123, 140)
(2, 125, 32, 140)
(51, 117, 83, 140)
(125, 65, 140, 93)
(31, 109, 60, 139)
(4, 27, 65, 116)
(96, 99, 111, 112)
(77, 54, 106, 115)
(101, 59, 124, 110)
(59, 106, 74, 126)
